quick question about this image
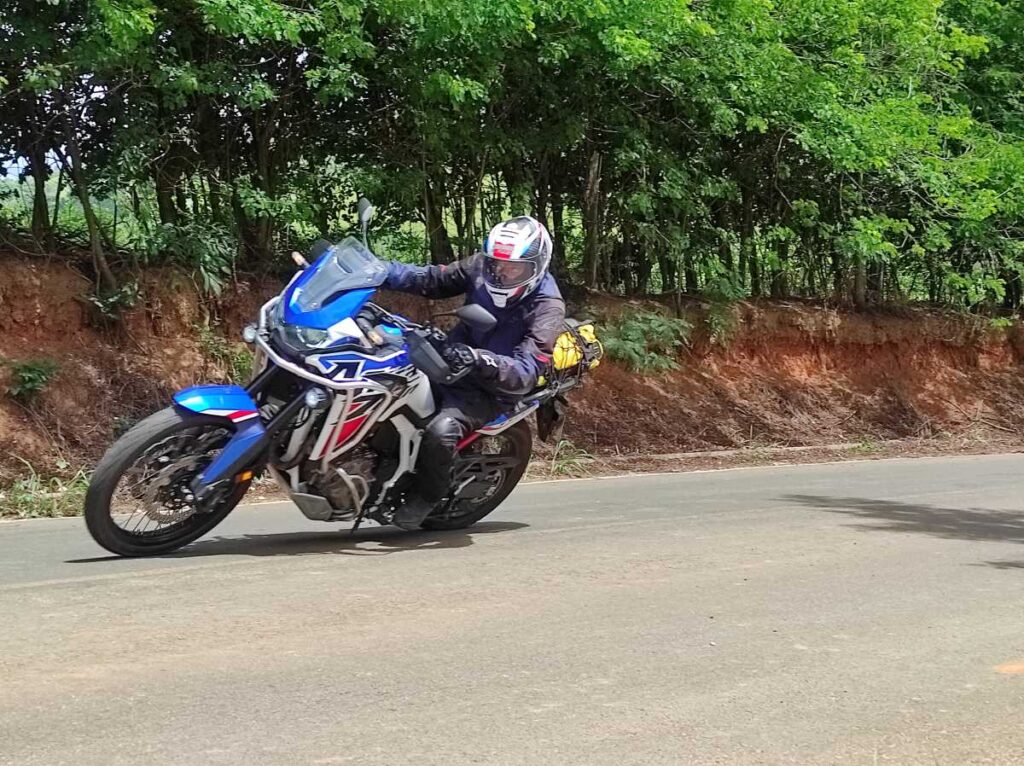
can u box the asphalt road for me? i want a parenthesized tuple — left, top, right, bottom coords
(3, 454, 1024, 766)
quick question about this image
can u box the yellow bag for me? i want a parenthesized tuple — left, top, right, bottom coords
(552, 321, 603, 372)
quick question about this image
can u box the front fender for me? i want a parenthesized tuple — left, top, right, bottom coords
(173, 385, 260, 423)
(173, 385, 267, 493)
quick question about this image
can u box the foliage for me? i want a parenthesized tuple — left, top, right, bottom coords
(141, 222, 237, 295)
(5, 359, 60, 403)
(196, 323, 253, 382)
(86, 282, 140, 321)
(603, 312, 692, 373)
(0, 458, 89, 518)
(704, 302, 741, 349)
(1, 0, 1024, 313)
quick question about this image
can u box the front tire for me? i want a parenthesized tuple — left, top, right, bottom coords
(421, 421, 532, 531)
(84, 407, 252, 557)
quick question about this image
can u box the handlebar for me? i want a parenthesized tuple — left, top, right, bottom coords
(404, 324, 471, 385)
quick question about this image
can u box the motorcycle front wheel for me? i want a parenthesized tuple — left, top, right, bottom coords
(84, 407, 252, 557)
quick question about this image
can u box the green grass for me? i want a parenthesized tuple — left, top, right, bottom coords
(549, 439, 594, 476)
(0, 459, 90, 518)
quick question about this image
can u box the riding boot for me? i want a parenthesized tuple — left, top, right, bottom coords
(390, 414, 465, 530)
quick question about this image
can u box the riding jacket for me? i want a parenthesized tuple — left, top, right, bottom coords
(383, 254, 566, 396)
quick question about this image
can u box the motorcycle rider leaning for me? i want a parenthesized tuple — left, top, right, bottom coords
(379, 215, 566, 530)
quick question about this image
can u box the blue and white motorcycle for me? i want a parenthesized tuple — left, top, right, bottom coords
(84, 200, 583, 557)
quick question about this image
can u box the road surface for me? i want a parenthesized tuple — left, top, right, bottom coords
(3, 454, 1024, 765)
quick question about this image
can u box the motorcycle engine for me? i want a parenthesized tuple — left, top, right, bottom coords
(305, 447, 379, 519)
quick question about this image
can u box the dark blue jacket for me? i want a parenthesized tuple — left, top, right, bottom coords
(384, 254, 566, 395)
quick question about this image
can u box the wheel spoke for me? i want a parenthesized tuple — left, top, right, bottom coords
(109, 424, 232, 539)
(433, 433, 522, 523)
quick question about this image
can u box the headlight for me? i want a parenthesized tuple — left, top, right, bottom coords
(295, 326, 329, 346)
(276, 323, 329, 350)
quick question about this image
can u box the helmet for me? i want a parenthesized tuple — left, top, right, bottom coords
(482, 216, 553, 308)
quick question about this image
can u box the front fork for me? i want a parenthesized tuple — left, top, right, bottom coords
(173, 365, 320, 507)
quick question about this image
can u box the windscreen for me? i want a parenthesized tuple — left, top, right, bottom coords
(291, 238, 388, 312)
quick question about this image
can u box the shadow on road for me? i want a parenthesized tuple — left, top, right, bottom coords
(67, 521, 529, 563)
(784, 494, 1024, 556)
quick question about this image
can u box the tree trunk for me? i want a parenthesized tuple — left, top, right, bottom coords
(550, 189, 565, 277)
(770, 240, 789, 299)
(1003, 268, 1021, 310)
(830, 246, 844, 301)
(740, 182, 758, 296)
(657, 251, 676, 292)
(423, 173, 454, 264)
(853, 255, 867, 308)
(805, 235, 817, 296)
(61, 115, 117, 292)
(770, 264, 789, 299)
(637, 245, 652, 295)
(867, 259, 883, 301)
(927, 254, 940, 304)
(684, 250, 700, 292)
(27, 146, 51, 250)
(51, 165, 64, 235)
(502, 161, 530, 215)
(191, 176, 202, 217)
(582, 150, 603, 288)
(154, 164, 178, 225)
(207, 171, 223, 221)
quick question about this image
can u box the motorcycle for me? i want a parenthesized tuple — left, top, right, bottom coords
(84, 200, 601, 557)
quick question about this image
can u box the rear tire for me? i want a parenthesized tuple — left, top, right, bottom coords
(84, 407, 252, 557)
(421, 421, 532, 531)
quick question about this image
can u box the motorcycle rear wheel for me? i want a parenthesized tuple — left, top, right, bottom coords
(84, 407, 252, 557)
(421, 421, 532, 531)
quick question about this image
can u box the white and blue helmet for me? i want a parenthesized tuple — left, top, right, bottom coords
(482, 216, 553, 308)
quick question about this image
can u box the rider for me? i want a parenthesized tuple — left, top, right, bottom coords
(380, 215, 565, 529)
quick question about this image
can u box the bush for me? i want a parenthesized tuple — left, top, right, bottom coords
(5, 358, 60, 403)
(141, 220, 236, 295)
(602, 312, 692, 372)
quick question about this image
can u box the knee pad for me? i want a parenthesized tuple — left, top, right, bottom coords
(425, 415, 465, 452)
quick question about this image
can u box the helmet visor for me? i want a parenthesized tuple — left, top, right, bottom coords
(484, 255, 538, 289)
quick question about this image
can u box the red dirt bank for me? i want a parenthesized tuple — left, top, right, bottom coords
(2, 254, 1023, 484)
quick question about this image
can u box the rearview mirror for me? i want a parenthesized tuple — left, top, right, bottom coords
(454, 304, 497, 333)
(357, 197, 375, 225)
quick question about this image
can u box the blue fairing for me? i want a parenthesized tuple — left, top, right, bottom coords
(280, 239, 386, 330)
(283, 286, 375, 330)
(198, 418, 267, 486)
(173, 385, 260, 419)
